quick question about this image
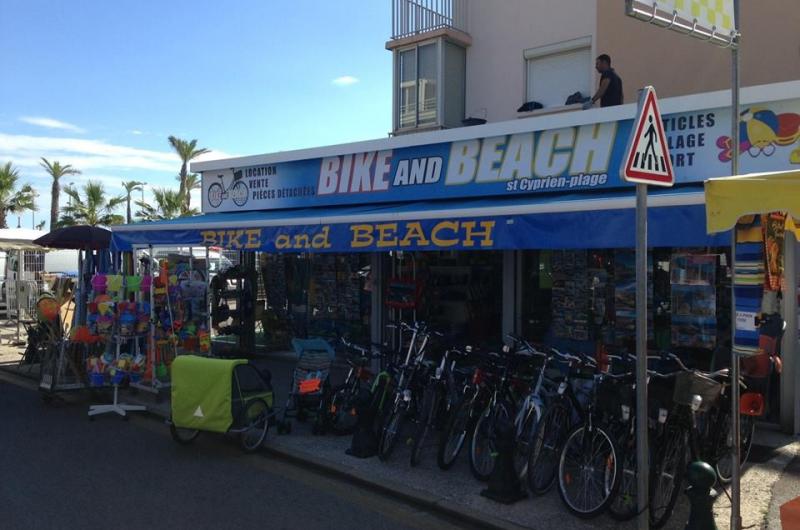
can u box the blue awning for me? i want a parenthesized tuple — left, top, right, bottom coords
(111, 187, 730, 252)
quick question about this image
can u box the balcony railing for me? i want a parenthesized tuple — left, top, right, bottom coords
(391, 0, 468, 40)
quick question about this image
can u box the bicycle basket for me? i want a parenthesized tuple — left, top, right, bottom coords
(672, 371, 722, 411)
(595, 377, 632, 417)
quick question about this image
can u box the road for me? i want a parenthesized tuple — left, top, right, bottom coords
(0, 376, 465, 530)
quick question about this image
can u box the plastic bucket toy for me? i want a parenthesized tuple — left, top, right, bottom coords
(90, 372, 105, 387)
(119, 313, 136, 336)
(111, 370, 126, 385)
(91, 274, 107, 294)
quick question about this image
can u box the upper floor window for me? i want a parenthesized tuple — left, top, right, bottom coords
(394, 38, 465, 133)
(398, 43, 439, 129)
(524, 37, 592, 110)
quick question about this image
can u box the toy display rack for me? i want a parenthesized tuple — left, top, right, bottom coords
(88, 334, 146, 419)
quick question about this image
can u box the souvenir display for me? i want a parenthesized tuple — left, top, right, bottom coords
(614, 250, 654, 346)
(551, 250, 590, 341)
(670, 254, 717, 349)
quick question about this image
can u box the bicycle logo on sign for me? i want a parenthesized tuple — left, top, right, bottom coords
(207, 170, 248, 208)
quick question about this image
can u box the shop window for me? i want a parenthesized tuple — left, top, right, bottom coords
(524, 37, 592, 109)
(397, 251, 503, 348)
(520, 247, 731, 365)
(259, 253, 371, 351)
(520, 251, 553, 342)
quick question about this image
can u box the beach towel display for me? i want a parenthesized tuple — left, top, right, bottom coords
(763, 212, 787, 292)
(733, 218, 765, 357)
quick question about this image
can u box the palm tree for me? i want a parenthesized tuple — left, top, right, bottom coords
(121, 180, 145, 223)
(168, 136, 209, 211)
(59, 181, 125, 227)
(181, 173, 202, 214)
(40, 158, 81, 229)
(135, 187, 197, 221)
(0, 162, 37, 229)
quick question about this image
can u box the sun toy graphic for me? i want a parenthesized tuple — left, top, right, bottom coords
(716, 107, 800, 163)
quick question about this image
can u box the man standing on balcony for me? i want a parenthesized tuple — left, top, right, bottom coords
(584, 54, 623, 108)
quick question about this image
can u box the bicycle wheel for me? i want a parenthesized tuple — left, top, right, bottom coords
(411, 386, 437, 467)
(170, 423, 200, 445)
(649, 426, 686, 528)
(437, 397, 473, 470)
(557, 424, 619, 518)
(378, 405, 405, 461)
(513, 405, 541, 480)
(469, 403, 509, 481)
(239, 398, 270, 453)
(207, 182, 224, 208)
(608, 432, 638, 521)
(528, 401, 570, 495)
(369, 375, 393, 433)
(328, 386, 360, 435)
(715, 412, 755, 483)
(231, 180, 248, 206)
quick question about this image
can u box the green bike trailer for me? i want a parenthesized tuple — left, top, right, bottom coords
(170, 355, 274, 452)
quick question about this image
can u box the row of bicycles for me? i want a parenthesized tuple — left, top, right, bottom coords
(313, 320, 762, 528)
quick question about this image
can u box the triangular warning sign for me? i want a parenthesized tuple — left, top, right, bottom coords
(621, 86, 674, 186)
(193, 406, 204, 418)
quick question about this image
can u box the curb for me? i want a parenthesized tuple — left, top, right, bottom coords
(0, 364, 39, 381)
(261, 441, 529, 530)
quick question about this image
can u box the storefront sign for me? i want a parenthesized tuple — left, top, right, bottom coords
(202, 95, 800, 213)
(195, 218, 498, 252)
(114, 201, 731, 253)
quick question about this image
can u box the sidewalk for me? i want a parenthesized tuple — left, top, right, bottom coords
(766, 453, 800, 529)
(120, 360, 800, 530)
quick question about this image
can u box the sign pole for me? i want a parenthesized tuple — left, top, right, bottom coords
(730, 1, 742, 529)
(635, 182, 649, 530)
(622, 85, 674, 530)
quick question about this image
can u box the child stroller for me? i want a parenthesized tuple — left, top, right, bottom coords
(276, 338, 335, 434)
(169, 355, 275, 452)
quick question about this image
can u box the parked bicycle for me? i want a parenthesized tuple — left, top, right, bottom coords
(377, 321, 440, 461)
(409, 345, 470, 466)
(469, 335, 549, 481)
(437, 348, 491, 471)
(554, 352, 623, 518)
(648, 352, 760, 528)
(316, 336, 386, 435)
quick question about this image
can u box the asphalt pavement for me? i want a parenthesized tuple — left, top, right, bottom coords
(0, 377, 465, 530)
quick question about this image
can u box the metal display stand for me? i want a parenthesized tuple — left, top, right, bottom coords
(88, 336, 147, 419)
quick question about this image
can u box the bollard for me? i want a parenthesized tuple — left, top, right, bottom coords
(685, 461, 718, 530)
(480, 415, 526, 504)
(346, 388, 378, 458)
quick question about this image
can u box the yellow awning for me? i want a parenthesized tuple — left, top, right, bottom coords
(705, 170, 800, 235)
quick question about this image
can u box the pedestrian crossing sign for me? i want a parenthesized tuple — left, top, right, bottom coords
(622, 86, 674, 186)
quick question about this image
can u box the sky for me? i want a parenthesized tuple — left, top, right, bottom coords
(0, 0, 393, 229)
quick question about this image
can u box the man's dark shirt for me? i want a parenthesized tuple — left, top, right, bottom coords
(600, 68, 623, 107)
